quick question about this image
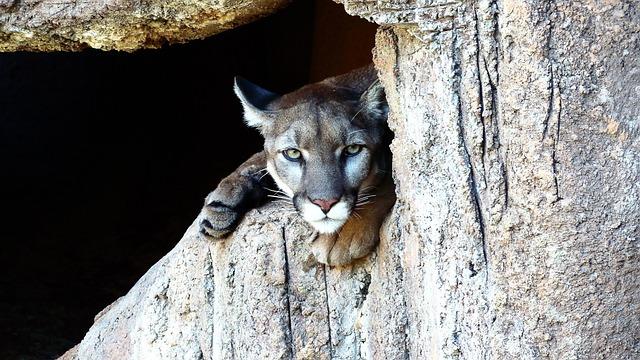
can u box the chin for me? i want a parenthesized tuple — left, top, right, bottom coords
(308, 218, 347, 234)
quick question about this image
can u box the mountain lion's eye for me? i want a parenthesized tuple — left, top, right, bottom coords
(345, 144, 363, 156)
(283, 148, 302, 161)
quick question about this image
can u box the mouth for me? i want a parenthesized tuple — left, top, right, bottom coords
(307, 217, 348, 234)
(298, 200, 352, 234)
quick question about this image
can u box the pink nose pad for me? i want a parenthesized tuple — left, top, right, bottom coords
(311, 198, 339, 213)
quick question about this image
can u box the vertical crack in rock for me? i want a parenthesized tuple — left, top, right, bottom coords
(452, 24, 489, 273)
(502, 155, 509, 210)
(379, 27, 402, 102)
(483, 60, 499, 140)
(473, 5, 488, 186)
(482, 0, 501, 141)
(482, 46, 509, 214)
(203, 247, 216, 355)
(322, 264, 334, 357)
(541, 58, 556, 141)
(474, 0, 509, 213)
(391, 29, 401, 80)
(541, 1, 563, 203)
(541, 0, 558, 142)
(552, 82, 563, 202)
(485, 61, 510, 213)
(490, 0, 501, 85)
(490, 0, 508, 213)
(548, 3, 563, 204)
(486, 0, 509, 214)
(281, 227, 295, 359)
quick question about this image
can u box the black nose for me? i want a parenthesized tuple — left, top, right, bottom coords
(311, 198, 339, 213)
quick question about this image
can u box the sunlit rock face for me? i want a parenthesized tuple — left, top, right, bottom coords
(0, 0, 291, 51)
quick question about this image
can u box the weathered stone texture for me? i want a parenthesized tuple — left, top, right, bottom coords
(61, 0, 639, 359)
(60, 204, 377, 359)
(365, 0, 640, 358)
(0, 0, 290, 51)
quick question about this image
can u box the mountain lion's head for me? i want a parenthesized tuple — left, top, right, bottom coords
(234, 66, 390, 234)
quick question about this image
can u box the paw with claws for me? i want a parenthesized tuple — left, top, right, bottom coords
(199, 152, 267, 239)
(199, 174, 264, 239)
(199, 204, 241, 239)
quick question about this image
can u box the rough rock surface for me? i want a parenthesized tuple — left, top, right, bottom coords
(61, 0, 639, 359)
(0, 0, 290, 51)
(60, 204, 377, 359)
(360, 0, 639, 358)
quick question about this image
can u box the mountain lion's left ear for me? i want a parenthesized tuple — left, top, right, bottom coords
(360, 80, 389, 124)
(234, 77, 280, 130)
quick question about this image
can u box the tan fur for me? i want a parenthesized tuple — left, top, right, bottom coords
(311, 174, 395, 265)
(200, 65, 395, 266)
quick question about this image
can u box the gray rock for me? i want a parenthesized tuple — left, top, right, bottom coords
(60, 204, 375, 359)
(59, 0, 640, 358)
(0, 0, 291, 51)
(368, 0, 640, 358)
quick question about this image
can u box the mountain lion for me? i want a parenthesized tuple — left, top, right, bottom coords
(199, 65, 395, 266)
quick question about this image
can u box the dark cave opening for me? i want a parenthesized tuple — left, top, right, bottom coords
(0, 1, 376, 358)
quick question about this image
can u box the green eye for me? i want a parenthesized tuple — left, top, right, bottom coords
(345, 144, 363, 156)
(283, 148, 302, 161)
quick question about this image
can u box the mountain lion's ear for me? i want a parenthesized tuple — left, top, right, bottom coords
(360, 80, 389, 124)
(234, 77, 279, 129)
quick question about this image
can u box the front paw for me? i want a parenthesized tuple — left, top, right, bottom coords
(199, 177, 258, 239)
(310, 226, 379, 266)
(199, 203, 240, 239)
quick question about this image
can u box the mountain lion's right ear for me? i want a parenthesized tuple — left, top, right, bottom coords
(234, 77, 279, 129)
(360, 80, 388, 124)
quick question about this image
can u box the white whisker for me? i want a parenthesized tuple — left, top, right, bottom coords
(356, 195, 376, 205)
(350, 107, 364, 122)
(356, 200, 374, 208)
(267, 194, 293, 201)
(265, 189, 291, 199)
(258, 171, 271, 181)
(358, 194, 377, 200)
(265, 187, 289, 196)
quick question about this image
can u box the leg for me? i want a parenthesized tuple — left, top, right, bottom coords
(199, 151, 268, 239)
